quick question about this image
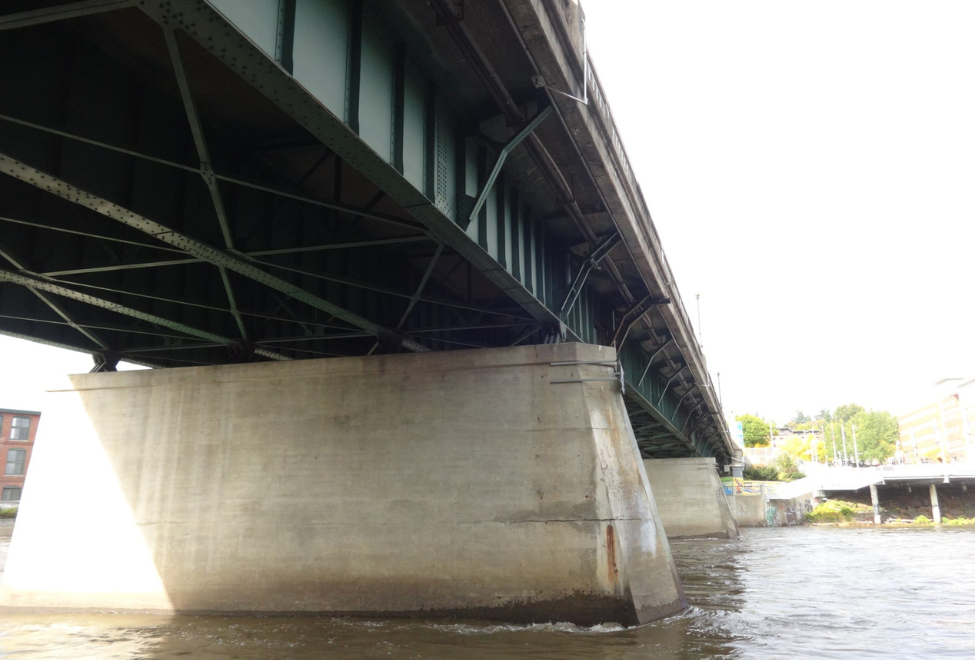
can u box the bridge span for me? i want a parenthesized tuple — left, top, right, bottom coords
(0, 0, 737, 624)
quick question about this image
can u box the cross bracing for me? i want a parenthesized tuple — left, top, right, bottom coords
(0, 0, 734, 464)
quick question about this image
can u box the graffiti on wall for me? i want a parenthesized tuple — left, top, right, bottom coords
(767, 499, 815, 527)
(722, 479, 780, 497)
(721, 477, 744, 495)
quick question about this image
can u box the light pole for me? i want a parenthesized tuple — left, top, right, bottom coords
(841, 423, 849, 466)
(695, 292, 703, 350)
(852, 423, 860, 468)
(831, 423, 838, 467)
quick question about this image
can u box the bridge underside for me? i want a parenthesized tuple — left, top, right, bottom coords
(0, 0, 732, 463)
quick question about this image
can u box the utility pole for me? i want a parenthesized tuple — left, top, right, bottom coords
(831, 423, 838, 467)
(841, 423, 849, 466)
(852, 423, 860, 468)
(717, 372, 723, 406)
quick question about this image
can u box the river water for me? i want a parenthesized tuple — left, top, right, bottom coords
(1, 526, 973, 659)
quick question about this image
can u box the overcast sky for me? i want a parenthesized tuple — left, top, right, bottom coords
(582, 0, 975, 422)
(2, 1, 973, 422)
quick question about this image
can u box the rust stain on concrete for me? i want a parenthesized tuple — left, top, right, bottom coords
(606, 524, 617, 586)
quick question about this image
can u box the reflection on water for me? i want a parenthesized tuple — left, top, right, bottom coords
(2, 527, 975, 659)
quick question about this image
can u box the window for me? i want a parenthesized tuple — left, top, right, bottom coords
(5, 448, 26, 476)
(1, 486, 20, 502)
(10, 416, 30, 441)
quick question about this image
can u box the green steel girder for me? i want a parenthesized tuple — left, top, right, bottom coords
(0, 0, 733, 460)
(140, 0, 563, 328)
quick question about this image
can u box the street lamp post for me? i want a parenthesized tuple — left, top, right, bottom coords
(841, 423, 849, 466)
(831, 423, 838, 467)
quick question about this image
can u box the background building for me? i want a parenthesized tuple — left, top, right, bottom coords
(897, 382, 974, 463)
(1, 408, 41, 505)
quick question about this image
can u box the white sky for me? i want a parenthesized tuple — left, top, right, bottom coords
(1, 1, 973, 422)
(583, 0, 975, 422)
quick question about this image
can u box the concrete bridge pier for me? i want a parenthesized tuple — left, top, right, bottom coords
(930, 484, 941, 524)
(0, 343, 686, 626)
(870, 484, 881, 524)
(642, 458, 739, 539)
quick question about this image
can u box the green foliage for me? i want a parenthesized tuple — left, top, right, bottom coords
(743, 464, 804, 482)
(774, 450, 798, 473)
(853, 410, 899, 462)
(792, 410, 810, 425)
(806, 500, 856, 523)
(914, 515, 931, 524)
(743, 465, 779, 481)
(943, 517, 975, 526)
(0, 507, 16, 519)
(737, 413, 771, 447)
(819, 404, 900, 463)
(835, 403, 866, 422)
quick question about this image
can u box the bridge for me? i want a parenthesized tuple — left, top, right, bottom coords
(0, 0, 737, 625)
(764, 464, 975, 525)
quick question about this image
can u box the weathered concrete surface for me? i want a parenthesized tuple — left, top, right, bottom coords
(0, 343, 685, 625)
(730, 495, 769, 527)
(642, 458, 739, 539)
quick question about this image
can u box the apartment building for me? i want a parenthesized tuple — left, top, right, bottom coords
(897, 388, 972, 462)
(1, 409, 41, 505)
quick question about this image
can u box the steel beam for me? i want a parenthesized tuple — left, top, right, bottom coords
(0, 241, 110, 351)
(467, 106, 553, 225)
(397, 244, 444, 329)
(0, 215, 187, 255)
(0, 326, 151, 369)
(166, 27, 247, 339)
(0, 114, 425, 233)
(637, 338, 672, 388)
(0, 268, 289, 361)
(0, 153, 429, 353)
(559, 232, 621, 320)
(249, 257, 531, 321)
(137, 3, 558, 325)
(0, 0, 132, 31)
(657, 365, 688, 409)
(38, 236, 434, 277)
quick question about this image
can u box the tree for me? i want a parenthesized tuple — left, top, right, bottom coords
(850, 410, 899, 462)
(820, 405, 899, 464)
(817, 409, 832, 422)
(793, 410, 810, 425)
(736, 414, 771, 447)
(834, 403, 865, 422)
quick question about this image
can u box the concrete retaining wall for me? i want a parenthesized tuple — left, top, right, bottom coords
(642, 458, 739, 538)
(0, 343, 685, 625)
(730, 494, 769, 527)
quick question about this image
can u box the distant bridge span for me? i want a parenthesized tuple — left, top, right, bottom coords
(0, 0, 734, 464)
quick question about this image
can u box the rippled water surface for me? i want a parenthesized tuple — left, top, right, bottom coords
(2, 527, 974, 659)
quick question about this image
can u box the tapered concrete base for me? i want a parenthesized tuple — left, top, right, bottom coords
(642, 458, 739, 539)
(1, 343, 685, 625)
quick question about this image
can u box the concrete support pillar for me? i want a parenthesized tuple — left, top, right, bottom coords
(0, 343, 686, 626)
(642, 458, 740, 539)
(869, 484, 881, 524)
(930, 483, 941, 524)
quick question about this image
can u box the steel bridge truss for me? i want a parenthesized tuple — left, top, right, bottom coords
(0, 0, 731, 462)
